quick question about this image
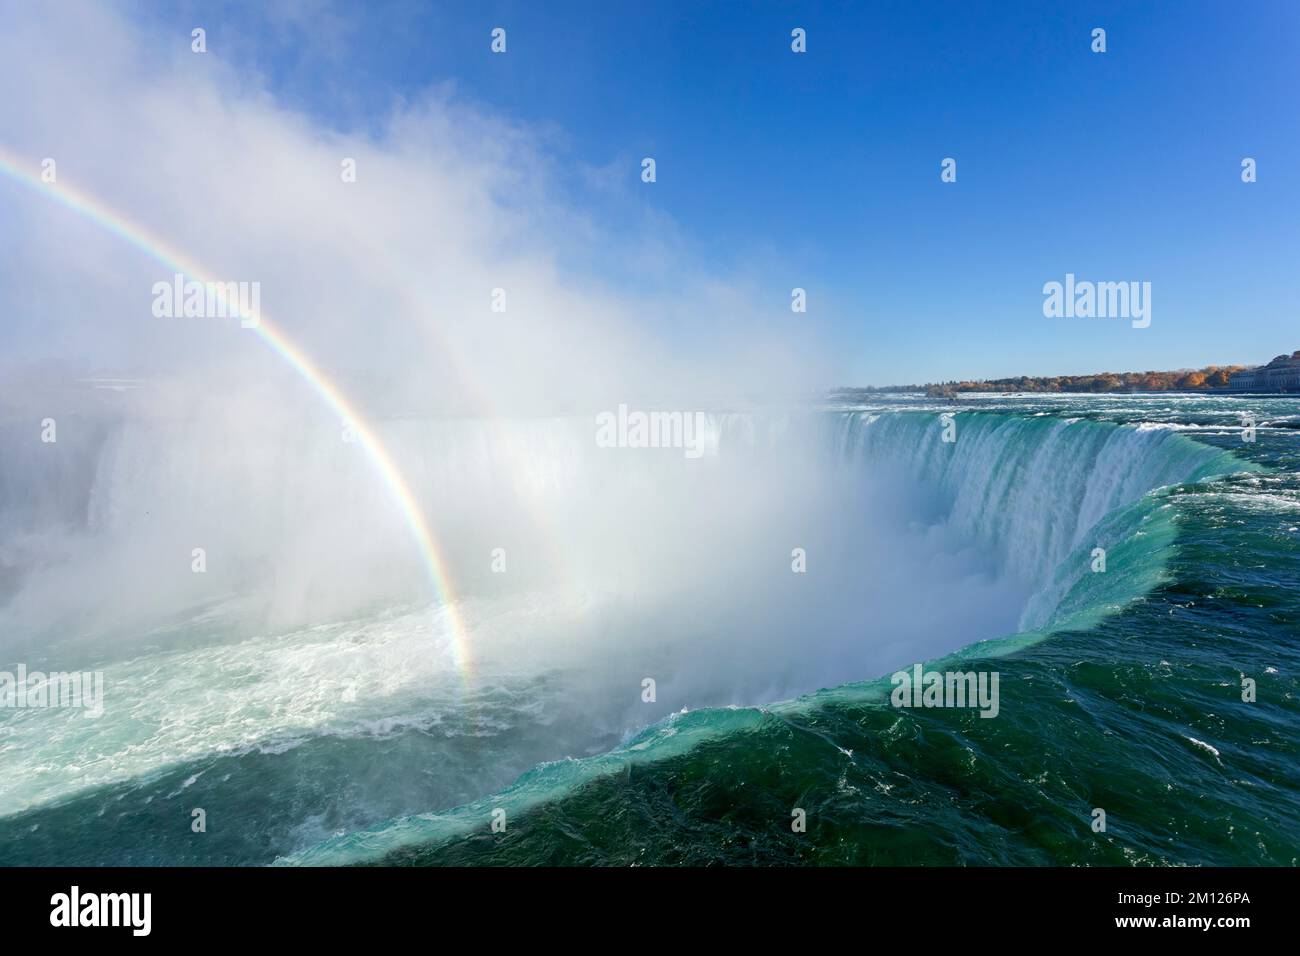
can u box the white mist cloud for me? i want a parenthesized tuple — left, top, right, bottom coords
(0, 0, 843, 647)
(0, 0, 834, 411)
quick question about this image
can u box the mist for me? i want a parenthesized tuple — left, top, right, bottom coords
(0, 3, 1041, 826)
(0, 1, 832, 408)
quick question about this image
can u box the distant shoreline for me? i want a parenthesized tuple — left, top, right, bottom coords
(837, 364, 1262, 398)
(830, 386, 1288, 399)
(853, 352, 1300, 397)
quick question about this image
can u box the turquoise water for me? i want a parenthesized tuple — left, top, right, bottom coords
(2, 394, 1297, 865)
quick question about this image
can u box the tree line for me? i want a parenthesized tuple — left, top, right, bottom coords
(923, 366, 1247, 396)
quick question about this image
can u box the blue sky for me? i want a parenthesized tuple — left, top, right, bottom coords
(142, 1, 1300, 384)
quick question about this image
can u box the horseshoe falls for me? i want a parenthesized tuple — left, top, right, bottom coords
(0, 394, 1297, 866)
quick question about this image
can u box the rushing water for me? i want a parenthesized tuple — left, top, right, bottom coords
(1, 393, 1297, 865)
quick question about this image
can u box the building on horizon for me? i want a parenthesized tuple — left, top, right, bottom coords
(1229, 351, 1300, 392)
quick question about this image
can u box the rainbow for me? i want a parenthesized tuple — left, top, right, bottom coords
(0, 148, 473, 675)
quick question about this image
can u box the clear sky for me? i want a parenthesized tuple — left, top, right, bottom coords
(13, 1, 1300, 386)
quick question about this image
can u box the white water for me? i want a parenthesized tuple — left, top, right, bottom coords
(0, 407, 1238, 817)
